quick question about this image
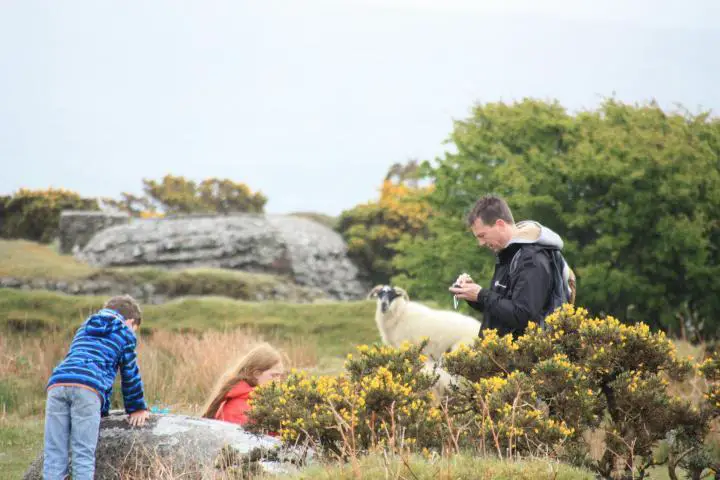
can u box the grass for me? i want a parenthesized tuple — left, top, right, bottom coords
(0, 289, 379, 357)
(277, 453, 595, 480)
(0, 239, 94, 280)
(0, 327, 330, 418)
(288, 212, 338, 230)
(0, 416, 44, 480)
(0, 325, 344, 478)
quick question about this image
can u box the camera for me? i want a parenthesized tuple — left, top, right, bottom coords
(451, 283, 461, 310)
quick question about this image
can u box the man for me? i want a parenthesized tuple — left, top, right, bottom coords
(449, 195, 575, 337)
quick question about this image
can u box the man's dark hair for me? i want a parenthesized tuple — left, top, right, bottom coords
(466, 194, 515, 227)
(104, 295, 143, 325)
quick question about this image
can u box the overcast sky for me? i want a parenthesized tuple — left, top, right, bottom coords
(1, 0, 718, 215)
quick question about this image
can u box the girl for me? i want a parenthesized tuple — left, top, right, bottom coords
(201, 343, 285, 426)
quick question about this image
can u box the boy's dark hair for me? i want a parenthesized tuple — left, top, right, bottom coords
(104, 295, 143, 326)
(467, 194, 515, 227)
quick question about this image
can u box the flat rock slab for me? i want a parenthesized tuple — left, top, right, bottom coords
(77, 214, 368, 300)
(23, 411, 311, 479)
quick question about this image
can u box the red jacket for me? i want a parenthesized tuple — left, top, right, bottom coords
(215, 381, 253, 425)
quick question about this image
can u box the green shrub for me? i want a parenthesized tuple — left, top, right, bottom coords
(0, 188, 98, 243)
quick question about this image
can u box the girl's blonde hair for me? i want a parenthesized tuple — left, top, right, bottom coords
(201, 342, 284, 419)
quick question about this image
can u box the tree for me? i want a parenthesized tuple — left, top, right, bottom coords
(393, 98, 720, 337)
(385, 158, 421, 187)
(101, 193, 158, 218)
(337, 161, 433, 285)
(104, 175, 268, 216)
(196, 178, 267, 214)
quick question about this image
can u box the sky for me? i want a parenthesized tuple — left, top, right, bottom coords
(1, 0, 718, 216)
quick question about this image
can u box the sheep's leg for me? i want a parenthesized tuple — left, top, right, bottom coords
(421, 360, 456, 404)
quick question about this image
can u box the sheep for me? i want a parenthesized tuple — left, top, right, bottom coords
(367, 285, 481, 361)
(367, 284, 482, 398)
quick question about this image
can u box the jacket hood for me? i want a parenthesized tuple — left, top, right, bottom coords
(508, 220, 564, 249)
(226, 381, 254, 400)
(84, 309, 128, 337)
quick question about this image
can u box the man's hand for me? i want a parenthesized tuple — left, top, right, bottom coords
(449, 282, 482, 301)
(128, 409, 150, 427)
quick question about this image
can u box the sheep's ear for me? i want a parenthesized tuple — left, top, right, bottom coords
(393, 287, 409, 302)
(367, 285, 384, 299)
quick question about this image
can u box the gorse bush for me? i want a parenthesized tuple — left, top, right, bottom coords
(246, 341, 445, 455)
(249, 305, 720, 480)
(444, 305, 699, 480)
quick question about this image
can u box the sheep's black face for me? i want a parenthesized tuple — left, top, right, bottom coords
(377, 285, 400, 313)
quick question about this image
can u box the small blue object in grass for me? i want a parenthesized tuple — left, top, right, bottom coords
(150, 406, 171, 414)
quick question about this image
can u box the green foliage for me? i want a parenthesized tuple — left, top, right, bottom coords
(392, 98, 720, 336)
(0, 188, 99, 243)
(104, 174, 268, 216)
(337, 175, 432, 285)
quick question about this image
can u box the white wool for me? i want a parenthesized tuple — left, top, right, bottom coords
(373, 291, 482, 399)
(375, 297, 480, 361)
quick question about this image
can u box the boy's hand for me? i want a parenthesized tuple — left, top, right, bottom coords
(128, 409, 150, 427)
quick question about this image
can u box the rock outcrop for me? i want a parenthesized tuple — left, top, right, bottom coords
(23, 411, 312, 479)
(77, 214, 367, 300)
(59, 211, 130, 254)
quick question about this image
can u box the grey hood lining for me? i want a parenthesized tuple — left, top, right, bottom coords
(506, 220, 564, 250)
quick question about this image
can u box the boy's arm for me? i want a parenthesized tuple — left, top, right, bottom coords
(120, 340, 148, 414)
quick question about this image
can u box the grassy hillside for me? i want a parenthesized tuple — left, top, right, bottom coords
(0, 289, 379, 357)
(0, 239, 94, 280)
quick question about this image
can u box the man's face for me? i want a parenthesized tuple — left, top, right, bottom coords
(471, 218, 510, 253)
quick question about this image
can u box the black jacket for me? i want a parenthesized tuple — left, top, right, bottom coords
(467, 243, 554, 338)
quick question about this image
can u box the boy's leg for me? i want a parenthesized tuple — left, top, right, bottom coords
(43, 386, 71, 480)
(68, 387, 102, 480)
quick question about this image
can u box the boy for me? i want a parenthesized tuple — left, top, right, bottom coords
(43, 295, 150, 480)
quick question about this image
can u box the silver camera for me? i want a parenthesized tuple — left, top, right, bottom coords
(452, 283, 461, 310)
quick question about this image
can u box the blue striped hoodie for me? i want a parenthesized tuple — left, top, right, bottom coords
(47, 308, 147, 416)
